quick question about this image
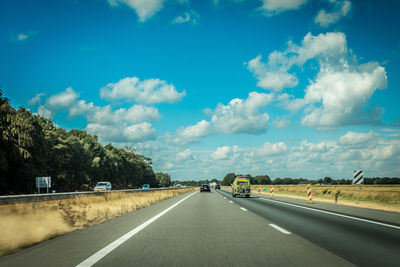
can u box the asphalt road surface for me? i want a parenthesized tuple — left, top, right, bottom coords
(0, 189, 399, 267)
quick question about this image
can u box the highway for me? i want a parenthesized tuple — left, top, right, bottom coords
(0, 189, 399, 266)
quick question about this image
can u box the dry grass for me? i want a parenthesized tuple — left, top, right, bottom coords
(222, 185, 400, 213)
(0, 188, 194, 257)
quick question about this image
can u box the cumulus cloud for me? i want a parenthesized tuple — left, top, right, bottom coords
(258, 0, 308, 16)
(301, 65, 387, 128)
(107, 0, 166, 22)
(210, 91, 273, 134)
(28, 87, 79, 118)
(28, 87, 159, 143)
(173, 10, 200, 25)
(134, 130, 399, 179)
(27, 93, 45, 106)
(100, 77, 186, 104)
(86, 122, 156, 142)
(271, 117, 290, 128)
(256, 141, 287, 156)
(69, 101, 160, 124)
(168, 120, 213, 145)
(248, 32, 388, 128)
(246, 55, 298, 91)
(167, 92, 273, 145)
(210, 146, 232, 160)
(176, 149, 195, 161)
(339, 131, 375, 146)
(314, 0, 352, 27)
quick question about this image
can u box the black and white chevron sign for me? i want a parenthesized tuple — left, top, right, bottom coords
(353, 170, 364, 184)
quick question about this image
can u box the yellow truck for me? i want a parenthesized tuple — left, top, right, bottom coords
(232, 176, 251, 198)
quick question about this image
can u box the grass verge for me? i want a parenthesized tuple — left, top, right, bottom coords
(0, 188, 195, 257)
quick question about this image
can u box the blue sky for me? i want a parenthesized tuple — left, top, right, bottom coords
(1, 0, 400, 180)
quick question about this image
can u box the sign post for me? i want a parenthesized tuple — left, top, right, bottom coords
(36, 177, 51, 194)
(352, 170, 364, 204)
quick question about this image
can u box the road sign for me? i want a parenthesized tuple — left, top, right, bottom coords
(36, 177, 51, 188)
(353, 170, 364, 184)
(36, 177, 51, 194)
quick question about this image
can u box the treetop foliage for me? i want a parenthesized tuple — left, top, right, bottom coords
(0, 90, 161, 194)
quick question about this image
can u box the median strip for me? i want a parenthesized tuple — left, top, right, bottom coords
(76, 191, 197, 267)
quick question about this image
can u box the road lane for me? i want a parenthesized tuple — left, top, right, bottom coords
(93, 190, 352, 267)
(217, 189, 400, 267)
(0, 191, 198, 267)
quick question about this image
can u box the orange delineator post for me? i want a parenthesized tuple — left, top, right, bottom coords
(307, 184, 312, 203)
(270, 185, 274, 199)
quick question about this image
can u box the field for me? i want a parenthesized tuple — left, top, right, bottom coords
(0, 188, 194, 257)
(223, 185, 400, 213)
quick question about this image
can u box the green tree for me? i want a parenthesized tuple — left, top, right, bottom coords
(222, 173, 236, 186)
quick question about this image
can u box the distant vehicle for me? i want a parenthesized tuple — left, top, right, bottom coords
(232, 176, 251, 198)
(175, 184, 182, 188)
(94, 181, 111, 192)
(215, 184, 221, 189)
(200, 184, 211, 193)
(142, 184, 150, 189)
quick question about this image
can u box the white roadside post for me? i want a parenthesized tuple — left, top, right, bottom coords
(352, 170, 364, 204)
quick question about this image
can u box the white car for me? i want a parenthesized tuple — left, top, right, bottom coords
(94, 181, 112, 192)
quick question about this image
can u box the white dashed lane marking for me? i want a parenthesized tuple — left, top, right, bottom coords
(269, 224, 291, 234)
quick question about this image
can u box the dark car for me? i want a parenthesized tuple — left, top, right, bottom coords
(200, 184, 211, 193)
(215, 184, 221, 189)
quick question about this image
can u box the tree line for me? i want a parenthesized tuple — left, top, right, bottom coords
(0, 90, 171, 195)
(221, 173, 400, 186)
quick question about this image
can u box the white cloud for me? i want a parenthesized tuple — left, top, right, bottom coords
(100, 77, 186, 104)
(339, 131, 375, 146)
(169, 120, 213, 145)
(31, 87, 79, 118)
(29, 87, 160, 144)
(210, 146, 232, 160)
(173, 10, 200, 25)
(301, 63, 387, 128)
(10, 31, 36, 42)
(246, 55, 298, 91)
(314, 0, 352, 27)
(249, 32, 388, 128)
(107, 0, 166, 22)
(256, 141, 287, 156)
(258, 0, 308, 16)
(86, 122, 156, 142)
(69, 102, 160, 124)
(132, 130, 399, 180)
(176, 149, 195, 161)
(27, 93, 45, 106)
(167, 92, 273, 145)
(271, 117, 290, 128)
(211, 91, 273, 134)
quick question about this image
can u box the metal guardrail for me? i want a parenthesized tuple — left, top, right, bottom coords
(0, 187, 190, 205)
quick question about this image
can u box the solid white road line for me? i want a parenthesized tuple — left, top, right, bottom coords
(269, 224, 291, 234)
(240, 207, 248, 211)
(261, 198, 400, 230)
(76, 191, 198, 267)
(229, 200, 233, 203)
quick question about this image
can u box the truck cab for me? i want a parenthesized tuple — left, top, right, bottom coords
(232, 176, 251, 198)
